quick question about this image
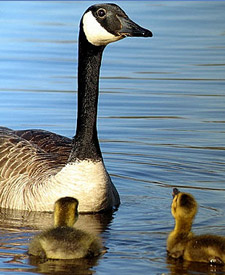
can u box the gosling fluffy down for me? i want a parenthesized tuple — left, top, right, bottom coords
(28, 197, 102, 260)
(167, 188, 225, 265)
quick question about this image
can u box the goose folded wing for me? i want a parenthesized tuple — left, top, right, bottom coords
(14, 129, 72, 163)
(0, 130, 63, 181)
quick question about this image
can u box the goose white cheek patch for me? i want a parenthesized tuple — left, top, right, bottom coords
(82, 11, 122, 46)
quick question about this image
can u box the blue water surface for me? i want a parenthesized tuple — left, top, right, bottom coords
(0, 1, 225, 274)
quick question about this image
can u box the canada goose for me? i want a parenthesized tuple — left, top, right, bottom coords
(0, 4, 152, 212)
(167, 188, 225, 265)
(28, 197, 103, 259)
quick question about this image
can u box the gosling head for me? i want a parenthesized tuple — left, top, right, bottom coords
(81, 3, 153, 47)
(54, 197, 79, 228)
(171, 188, 198, 222)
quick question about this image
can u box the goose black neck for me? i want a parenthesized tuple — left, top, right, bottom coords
(69, 24, 105, 162)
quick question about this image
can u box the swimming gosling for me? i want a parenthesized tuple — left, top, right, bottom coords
(167, 188, 225, 265)
(28, 197, 102, 259)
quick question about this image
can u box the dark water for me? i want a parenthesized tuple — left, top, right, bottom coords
(0, 1, 225, 274)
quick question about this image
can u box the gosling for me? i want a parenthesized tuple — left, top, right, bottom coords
(28, 197, 102, 259)
(167, 188, 225, 265)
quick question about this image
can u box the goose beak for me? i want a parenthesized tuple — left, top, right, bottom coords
(117, 16, 152, 38)
(172, 188, 180, 198)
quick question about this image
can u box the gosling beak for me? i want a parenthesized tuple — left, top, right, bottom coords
(172, 188, 180, 198)
(117, 16, 152, 38)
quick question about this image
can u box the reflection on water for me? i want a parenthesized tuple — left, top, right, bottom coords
(167, 257, 225, 275)
(0, 208, 113, 234)
(29, 256, 100, 275)
(0, 208, 113, 274)
(0, 1, 225, 274)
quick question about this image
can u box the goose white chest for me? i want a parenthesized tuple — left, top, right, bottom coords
(47, 160, 113, 212)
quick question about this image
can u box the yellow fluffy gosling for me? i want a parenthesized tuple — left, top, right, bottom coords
(167, 188, 225, 265)
(28, 197, 102, 259)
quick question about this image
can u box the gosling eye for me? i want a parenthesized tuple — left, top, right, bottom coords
(97, 8, 107, 18)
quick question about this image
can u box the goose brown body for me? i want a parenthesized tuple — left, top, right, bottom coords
(167, 188, 225, 265)
(28, 197, 103, 259)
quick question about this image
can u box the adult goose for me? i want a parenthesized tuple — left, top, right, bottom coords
(0, 3, 152, 212)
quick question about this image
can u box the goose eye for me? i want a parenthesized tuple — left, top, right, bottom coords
(97, 8, 106, 18)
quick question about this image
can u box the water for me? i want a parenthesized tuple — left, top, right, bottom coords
(0, 1, 225, 274)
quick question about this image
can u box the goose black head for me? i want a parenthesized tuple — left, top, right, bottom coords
(81, 3, 152, 46)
